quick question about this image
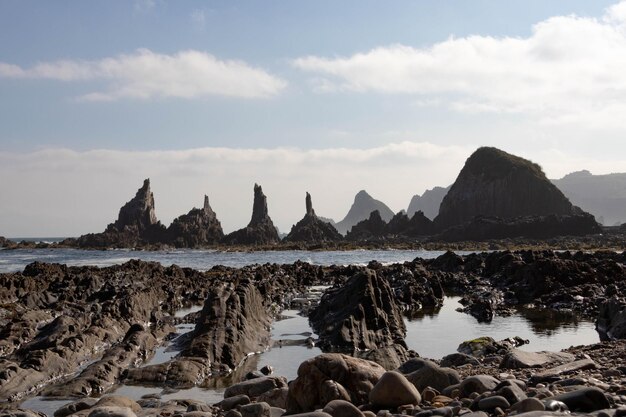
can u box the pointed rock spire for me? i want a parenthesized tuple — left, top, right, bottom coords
(112, 178, 158, 232)
(223, 183, 280, 245)
(250, 183, 270, 226)
(306, 192, 315, 217)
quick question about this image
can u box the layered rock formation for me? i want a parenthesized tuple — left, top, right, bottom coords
(439, 213, 601, 241)
(223, 184, 280, 245)
(309, 269, 407, 352)
(336, 190, 395, 235)
(552, 170, 626, 226)
(167, 195, 224, 247)
(407, 186, 450, 220)
(435, 148, 578, 229)
(72, 179, 167, 248)
(283, 193, 343, 243)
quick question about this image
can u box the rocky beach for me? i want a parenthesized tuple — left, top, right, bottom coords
(0, 249, 624, 417)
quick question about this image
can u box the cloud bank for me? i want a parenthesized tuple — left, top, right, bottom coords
(293, 2, 626, 126)
(0, 49, 287, 100)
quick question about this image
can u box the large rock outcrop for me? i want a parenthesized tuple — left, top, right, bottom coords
(407, 186, 450, 220)
(283, 193, 343, 243)
(435, 147, 579, 230)
(309, 269, 407, 352)
(167, 195, 224, 247)
(223, 184, 280, 245)
(596, 296, 626, 341)
(72, 179, 167, 247)
(335, 191, 395, 235)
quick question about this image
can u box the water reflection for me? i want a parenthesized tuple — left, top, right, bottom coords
(404, 296, 598, 359)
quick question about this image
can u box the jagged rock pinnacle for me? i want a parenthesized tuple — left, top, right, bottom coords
(306, 192, 315, 217)
(250, 183, 270, 225)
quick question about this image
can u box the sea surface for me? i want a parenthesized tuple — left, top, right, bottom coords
(6, 247, 599, 415)
(0, 247, 459, 273)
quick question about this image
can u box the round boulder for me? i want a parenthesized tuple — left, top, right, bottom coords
(369, 371, 421, 408)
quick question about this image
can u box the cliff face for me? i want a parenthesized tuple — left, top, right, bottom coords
(167, 195, 224, 247)
(336, 190, 395, 235)
(435, 147, 577, 229)
(223, 184, 280, 245)
(283, 193, 343, 243)
(407, 186, 450, 220)
(552, 170, 626, 226)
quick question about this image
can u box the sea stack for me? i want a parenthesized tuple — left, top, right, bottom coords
(223, 184, 280, 245)
(74, 178, 167, 247)
(283, 192, 343, 243)
(336, 190, 395, 235)
(167, 195, 224, 247)
(435, 147, 579, 229)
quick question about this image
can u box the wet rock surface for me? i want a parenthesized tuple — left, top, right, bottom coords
(309, 269, 407, 352)
(1, 249, 626, 417)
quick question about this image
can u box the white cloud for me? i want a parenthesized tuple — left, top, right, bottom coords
(134, 0, 156, 13)
(292, 1, 626, 125)
(0, 49, 287, 100)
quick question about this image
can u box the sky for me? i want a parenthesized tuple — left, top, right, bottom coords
(2, 0, 626, 237)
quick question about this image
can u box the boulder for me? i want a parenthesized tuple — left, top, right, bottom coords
(286, 354, 385, 413)
(223, 184, 280, 245)
(459, 375, 500, 397)
(397, 358, 460, 393)
(322, 400, 364, 417)
(369, 371, 421, 408)
(546, 387, 610, 412)
(224, 377, 288, 399)
(500, 349, 575, 369)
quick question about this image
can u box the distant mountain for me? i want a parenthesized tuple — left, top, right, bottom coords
(335, 190, 395, 235)
(407, 186, 450, 220)
(435, 147, 580, 229)
(552, 170, 626, 226)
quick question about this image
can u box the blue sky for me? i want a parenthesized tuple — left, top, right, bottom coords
(1, 1, 626, 236)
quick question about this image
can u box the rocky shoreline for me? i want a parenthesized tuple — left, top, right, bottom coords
(1, 250, 625, 417)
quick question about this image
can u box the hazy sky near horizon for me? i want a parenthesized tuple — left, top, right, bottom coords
(2, 0, 626, 237)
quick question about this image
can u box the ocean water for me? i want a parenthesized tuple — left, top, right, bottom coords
(0, 247, 456, 273)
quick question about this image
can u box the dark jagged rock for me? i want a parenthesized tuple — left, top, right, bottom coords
(283, 193, 343, 243)
(435, 147, 584, 230)
(407, 186, 450, 220)
(167, 195, 224, 248)
(346, 210, 435, 241)
(345, 211, 387, 241)
(404, 211, 436, 237)
(0, 236, 9, 248)
(596, 296, 626, 340)
(71, 179, 167, 248)
(223, 184, 280, 245)
(438, 213, 601, 242)
(309, 269, 407, 352)
(335, 191, 394, 235)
